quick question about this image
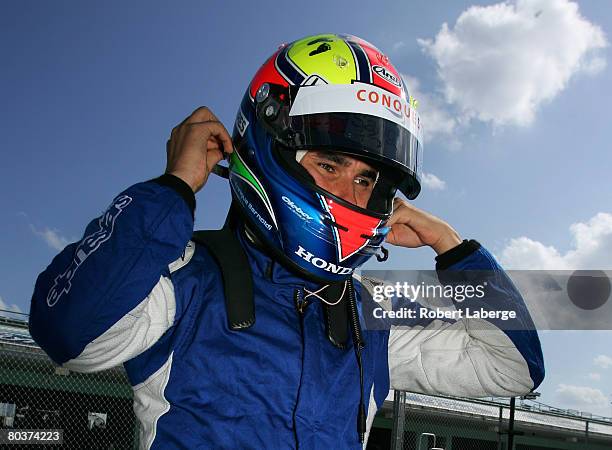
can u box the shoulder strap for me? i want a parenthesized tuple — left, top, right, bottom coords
(192, 228, 255, 331)
(321, 281, 350, 349)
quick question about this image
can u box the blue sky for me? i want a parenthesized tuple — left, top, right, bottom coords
(2, 0, 611, 416)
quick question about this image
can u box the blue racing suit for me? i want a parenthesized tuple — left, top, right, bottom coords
(29, 175, 544, 449)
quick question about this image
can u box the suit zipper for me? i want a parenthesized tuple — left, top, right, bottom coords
(294, 288, 310, 315)
(293, 288, 309, 449)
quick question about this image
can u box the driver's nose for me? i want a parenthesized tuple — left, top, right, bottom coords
(326, 177, 362, 208)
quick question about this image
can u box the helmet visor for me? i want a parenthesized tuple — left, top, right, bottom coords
(286, 112, 421, 198)
(278, 83, 424, 199)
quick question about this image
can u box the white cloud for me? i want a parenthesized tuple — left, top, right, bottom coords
(594, 354, 612, 369)
(588, 372, 601, 381)
(499, 212, 612, 269)
(0, 296, 23, 320)
(555, 384, 608, 409)
(29, 224, 71, 251)
(418, 0, 607, 127)
(392, 41, 406, 52)
(420, 172, 447, 191)
(581, 55, 607, 76)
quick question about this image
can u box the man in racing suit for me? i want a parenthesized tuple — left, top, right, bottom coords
(29, 34, 544, 449)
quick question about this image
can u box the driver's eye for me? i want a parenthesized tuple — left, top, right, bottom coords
(354, 178, 371, 187)
(318, 163, 335, 173)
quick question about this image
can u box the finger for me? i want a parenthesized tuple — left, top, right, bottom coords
(388, 197, 431, 228)
(386, 223, 423, 248)
(186, 108, 233, 154)
(176, 121, 231, 166)
(169, 117, 189, 164)
(392, 197, 412, 211)
(394, 197, 424, 216)
(170, 107, 212, 145)
(206, 148, 226, 171)
(206, 128, 234, 156)
(386, 225, 409, 246)
(187, 106, 221, 125)
(171, 113, 193, 139)
(387, 201, 411, 227)
(186, 120, 234, 155)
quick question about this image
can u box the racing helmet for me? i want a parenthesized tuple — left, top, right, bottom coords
(229, 33, 423, 282)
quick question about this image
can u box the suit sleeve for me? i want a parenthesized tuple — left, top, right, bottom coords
(388, 240, 545, 397)
(29, 175, 195, 373)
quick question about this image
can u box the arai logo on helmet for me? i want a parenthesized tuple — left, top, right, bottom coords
(282, 196, 313, 221)
(295, 246, 353, 275)
(372, 65, 401, 87)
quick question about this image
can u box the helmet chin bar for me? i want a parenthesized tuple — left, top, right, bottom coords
(232, 201, 358, 284)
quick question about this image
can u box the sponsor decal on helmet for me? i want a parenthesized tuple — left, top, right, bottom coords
(235, 184, 273, 231)
(356, 88, 412, 120)
(295, 245, 353, 275)
(248, 202, 272, 231)
(235, 108, 249, 137)
(282, 195, 314, 221)
(301, 74, 329, 86)
(372, 65, 401, 87)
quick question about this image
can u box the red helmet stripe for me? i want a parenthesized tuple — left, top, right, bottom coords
(249, 49, 290, 100)
(360, 45, 403, 97)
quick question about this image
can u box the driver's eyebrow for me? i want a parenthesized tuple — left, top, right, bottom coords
(315, 152, 350, 167)
(359, 169, 378, 182)
(314, 151, 379, 183)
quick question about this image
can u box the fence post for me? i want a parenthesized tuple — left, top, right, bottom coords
(508, 397, 516, 450)
(391, 390, 406, 450)
(585, 419, 589, 446)
(497, 404, 503, 450)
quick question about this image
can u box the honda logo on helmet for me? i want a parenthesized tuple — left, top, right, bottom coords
(295, 245, 353, 275)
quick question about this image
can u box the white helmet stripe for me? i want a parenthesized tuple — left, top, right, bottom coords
(289, 82, 423, 145)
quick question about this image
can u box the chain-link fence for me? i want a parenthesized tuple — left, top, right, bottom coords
(0, 318, 139, 449)
(389, 391, 612, 450)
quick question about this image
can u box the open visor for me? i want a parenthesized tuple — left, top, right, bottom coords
(256, 82, 424, 199)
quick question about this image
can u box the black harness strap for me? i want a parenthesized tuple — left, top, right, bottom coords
(321, 281, 350, 349)
(192, 228, 255, 330)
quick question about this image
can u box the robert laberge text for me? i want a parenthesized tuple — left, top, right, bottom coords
(372, 307, 517, 321)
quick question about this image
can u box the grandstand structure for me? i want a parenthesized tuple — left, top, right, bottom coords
(1, 314, 611, 449)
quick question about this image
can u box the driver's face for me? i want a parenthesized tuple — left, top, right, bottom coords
(299, 151, 378, 209)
